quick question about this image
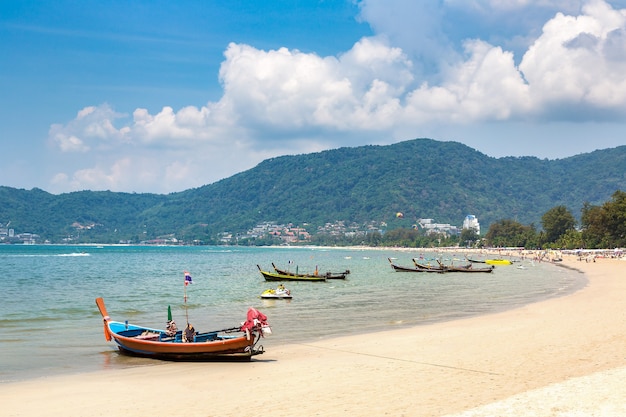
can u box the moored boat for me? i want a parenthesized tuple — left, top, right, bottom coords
(257, 265, 327, 282)
(440, 262, 494, 273)
(271, 262, 350, 279)
(413, 259, 447, 272)
(95, 297, 270, 361)
(485, 259, 512, 265)
(465, 256, 486, 263)
(434, 259, 494, 273)
(388, 258, 444, 273)
(260, 285, 293, 299)
(388, 258, 492, 273)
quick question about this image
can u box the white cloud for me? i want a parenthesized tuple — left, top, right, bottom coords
(51, 134, 90, 152)
(404, 40, 530, 123)
(48, 104, 128, 153)
(521, 0, 626, 112)
(46, 0, 626, 193)
(445, 0, 584, 13)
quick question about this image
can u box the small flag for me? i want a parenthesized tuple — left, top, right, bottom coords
(184, 271, 193, 286)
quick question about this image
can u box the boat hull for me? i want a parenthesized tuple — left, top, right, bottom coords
(96, 298, 268, 362)
(271, 263, 349, 280)
(388, 258, 444, 273)
(260, 294, 293, 299)
(485, 259, 512, 265)
(388, 258, 492, 273)
(445, 266, 494, 273)
(260, 289, 293, 299)
(258, 265, 327, 281)
(106, 321, 260, 361)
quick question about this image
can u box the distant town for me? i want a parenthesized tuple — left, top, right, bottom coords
(1, 215, 481, 245)
(0, 222, 41, 244)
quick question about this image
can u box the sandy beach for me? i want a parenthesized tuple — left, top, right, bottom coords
(2, 253, 625, 417)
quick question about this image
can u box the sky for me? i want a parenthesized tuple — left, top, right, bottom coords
(2, 0, 626, 195)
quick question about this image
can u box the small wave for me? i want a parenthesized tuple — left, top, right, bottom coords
(57, 253, 90, 257)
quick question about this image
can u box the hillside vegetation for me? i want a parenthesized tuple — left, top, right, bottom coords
(1, 138, 625, 244)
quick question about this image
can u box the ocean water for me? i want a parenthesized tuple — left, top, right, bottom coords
(0, 245, 586, 383)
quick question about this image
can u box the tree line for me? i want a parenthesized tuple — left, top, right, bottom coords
(298, 190, 625, 250)
(484, 190, 626, 249)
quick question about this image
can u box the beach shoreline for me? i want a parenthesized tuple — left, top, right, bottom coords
(1, 250, 625, 416)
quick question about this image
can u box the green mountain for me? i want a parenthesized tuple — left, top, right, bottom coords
(1, 138, 625, 243)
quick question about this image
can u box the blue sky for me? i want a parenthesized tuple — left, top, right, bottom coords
(2, 0, 626, 194)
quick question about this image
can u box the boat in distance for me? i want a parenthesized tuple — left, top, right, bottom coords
(388, 258, 493, 273)
(485, 259, 513, 265)
(95, 297, 270, 361)
(431, 260, 494, 273)
(387, 258, 444, 273)
(260, 285, 293, 299)
(271, 262, 350, 279)
(257, 265, 327, 281)
(442, 265, 494, 273)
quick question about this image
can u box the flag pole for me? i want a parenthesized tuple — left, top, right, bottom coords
(183, 271, 192, 326)
(184, 281, 189, 325)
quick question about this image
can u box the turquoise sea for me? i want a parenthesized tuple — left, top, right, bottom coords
(0, 245, 586, 383)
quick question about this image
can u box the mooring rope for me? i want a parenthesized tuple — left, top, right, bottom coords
(294, 343, 501, 376)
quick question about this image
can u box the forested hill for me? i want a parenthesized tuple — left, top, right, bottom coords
(2, 138, 625, 243)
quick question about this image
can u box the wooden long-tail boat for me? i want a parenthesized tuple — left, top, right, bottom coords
(271, 262, 350, 279)
(435, 260, 494, 273)
(257, 265, 327, 282)
(388, 258, 444, 273)
(465, 256, 486, 263)
(407, 259, 494, 273)
(96, 297, 270, 361)
(412, 259, 447, 272)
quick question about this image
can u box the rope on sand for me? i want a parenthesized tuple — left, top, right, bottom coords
(295, 343, 501, 376)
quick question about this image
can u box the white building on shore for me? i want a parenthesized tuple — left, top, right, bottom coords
(462, 215, 480, 235)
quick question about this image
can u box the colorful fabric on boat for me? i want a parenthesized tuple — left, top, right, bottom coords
(241, 307, 269, 333)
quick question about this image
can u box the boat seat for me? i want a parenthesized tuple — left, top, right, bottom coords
(159, 334, 175, 342)
(194, 332, 218, 342)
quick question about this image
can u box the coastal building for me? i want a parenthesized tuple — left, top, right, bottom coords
(462, 215, 480, 235)
(417, 218, 460, 236)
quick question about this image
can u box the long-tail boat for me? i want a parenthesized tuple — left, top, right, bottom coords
(413, 259, 447, 272)
(95, 297, 270, 361)
(271, 262, 350, 279)
(388, 258, 444, 273)
(435, 260, 494, 273)
(257, 265, 327, 282)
